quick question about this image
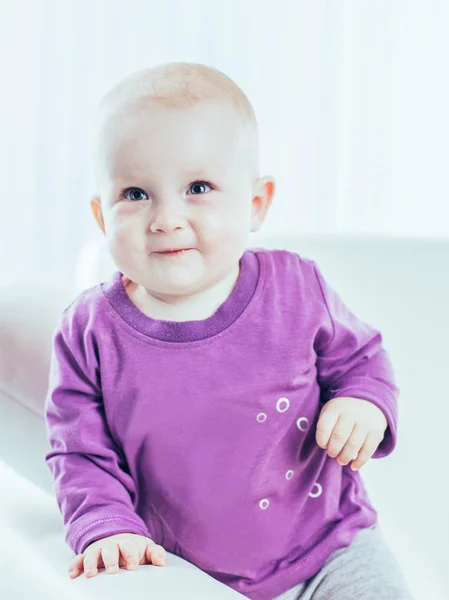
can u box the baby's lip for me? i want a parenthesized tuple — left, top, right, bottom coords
(153, 247, 193, 253)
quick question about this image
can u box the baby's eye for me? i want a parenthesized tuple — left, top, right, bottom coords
(188, 180, 213, 195)
(123, 188, 148, 201)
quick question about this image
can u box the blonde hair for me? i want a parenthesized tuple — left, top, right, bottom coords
(92, 62, 259, 188)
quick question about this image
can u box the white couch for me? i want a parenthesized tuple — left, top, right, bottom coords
(0, 236, 448, 600)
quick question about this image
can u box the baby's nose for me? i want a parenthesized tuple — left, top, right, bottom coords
(148, 201, 188, 233)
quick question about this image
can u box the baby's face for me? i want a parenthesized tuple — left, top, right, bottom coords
(94, 100, 270, 298)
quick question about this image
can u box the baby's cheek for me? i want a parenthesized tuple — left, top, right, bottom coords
(202, 227, 243, 261)
(108, 212, 140, 246)
(201, 206, 249, 246)
(107, 217, 143, 269)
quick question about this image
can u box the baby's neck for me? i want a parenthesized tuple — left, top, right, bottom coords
(124, 265, 240, 322)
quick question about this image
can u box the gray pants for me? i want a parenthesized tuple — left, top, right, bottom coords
(273, 524, 414, 600)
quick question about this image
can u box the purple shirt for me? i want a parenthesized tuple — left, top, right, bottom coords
(45, 249, 398, 600)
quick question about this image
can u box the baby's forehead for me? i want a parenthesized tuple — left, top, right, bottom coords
(99, 95, 247, 143)
(98, 100, 252, 172)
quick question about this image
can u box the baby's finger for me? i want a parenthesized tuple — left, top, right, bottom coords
(68, 554, 85, 578)
(118, 540, 140, 570)
(83, 547, 102, 577)
(101, 542, 120, 574)
(337, 425, 367, 466)
(315, 409, 339, 449)
(351, 432, 380, 471)
(326, 417, 355, 458)
(145, 542, 167, 566)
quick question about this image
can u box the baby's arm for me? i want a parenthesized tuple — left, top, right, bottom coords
(312, 262, 399, 460)
(44, 309, 159, 562)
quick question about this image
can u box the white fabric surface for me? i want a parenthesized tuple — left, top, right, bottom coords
(0, 461, 245, 599)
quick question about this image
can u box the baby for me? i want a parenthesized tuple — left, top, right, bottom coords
(44, 62, 413, 600)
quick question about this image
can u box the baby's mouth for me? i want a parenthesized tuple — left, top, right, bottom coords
(153, 248, 193, 257)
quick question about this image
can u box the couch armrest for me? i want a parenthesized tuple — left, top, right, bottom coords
(0, 278, 78, 489)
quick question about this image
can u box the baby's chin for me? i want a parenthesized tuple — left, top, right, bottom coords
(147, 277, 207, 298)
(133, 264, 212, 298)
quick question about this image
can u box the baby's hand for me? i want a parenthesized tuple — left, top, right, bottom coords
(68, 532, 167, 579)
(315, 396, 388, 471)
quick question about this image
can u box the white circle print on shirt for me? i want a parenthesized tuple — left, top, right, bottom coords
(276, 397, 290, 413)
(296, 417, 309, 432)
(309, 483, 323, 498)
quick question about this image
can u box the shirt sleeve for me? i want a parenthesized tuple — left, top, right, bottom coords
(44, 309, 153, 555)
(312, 262, 399, 458)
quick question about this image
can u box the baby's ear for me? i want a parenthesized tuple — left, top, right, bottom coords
(250, 176, 276, 233)
(90, 195, 106, 234)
